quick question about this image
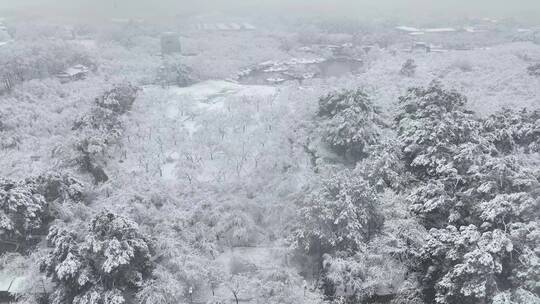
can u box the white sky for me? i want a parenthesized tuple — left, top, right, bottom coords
(0, 0, 539, 23)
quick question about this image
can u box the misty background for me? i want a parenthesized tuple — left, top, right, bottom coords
(1, 0, 539, 24)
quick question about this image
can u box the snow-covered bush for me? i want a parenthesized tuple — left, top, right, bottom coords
(254, 268, 303, 304)
(0, 133, 21, 149)
(0, 112, 20, 149)
(291, 170, 383, 255)
(137, 265, 186, 304)
(41, 211, 154, 304)
(321, 250, 406, 303)
(190, 201, 264, 248)
(317, 89, 385, 162)
(96, 83, 139, 115)
(483, 108, 540, 153)
(73, 107, 123, 134)
(73, 84, 137, 184)
(400, 59, 417, 77)
(156, 56, 197, 88)
(450, 59, 473, 72)
(74, 134, 112, 184)
(527, 63, 540, 77)
(357, 139, 413, 191)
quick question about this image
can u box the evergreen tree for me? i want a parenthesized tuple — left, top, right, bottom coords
(41, 211, 154, 304)
(292, 170, 383, 256)
(400, 59, 417, 77)
(527, 63, 540, 77)
(394, 82, 540, 304)
(483, 108, 540, 154)
(0, 173, 84, 253)
(317, 89, 385, 162)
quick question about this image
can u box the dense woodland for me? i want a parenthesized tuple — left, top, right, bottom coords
(0, 12, 539, 304)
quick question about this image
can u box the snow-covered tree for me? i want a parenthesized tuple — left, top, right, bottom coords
(400, 59, 417, 77)
(395, 80, 488, 180)
(137, 265, 185, 304)
(74, 134, 112, 184)
(156, 56, 197, 88)
(73, 107, 123, 135)
(422, 225, 515, 304)
(317, 89, 385, 162)
(32, 173, 85, 205)
(483, 108, 540, 154)
(254, 268, 303, 304)
(95, 83, 139, 115)
(411, 155, 540, 304)
(357, 139, 413, 191)
(0, 39, 93, 86)
(291, 170, 384, 256)
(190, 200, 264, 248)
(226, 274, 253, 304)
(395, 82, 540, 304)
(73, 84, 138, 184)
(0, 178, 47, 250)
(41, 211, 154, 304)
(0, 173, 84, 253)
(321, 249, 407, 303)
(527, 63, 540, 77)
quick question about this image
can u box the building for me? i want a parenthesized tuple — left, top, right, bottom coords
(0, 273, 25, 302)
(0, 21, 10, 43)
(193, 22, 256, 31)
(423, 27, 457, 33)
(56, 64, 89, 83)
(397, 25, 458, 36)
(396, 26, 421, 33)
(160, 32, 182, 55)
(412, 42, 431, 52)
(0, 271, 52, 303)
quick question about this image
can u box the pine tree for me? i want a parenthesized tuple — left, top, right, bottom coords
(0, 178, 47, 248)
(0, 173, 84, 252)
(527, 63, 540, 77)
(292, 170, 384, 256)
(400, 59, 417, 77)
(483, 108, 540, 154)
(317, 89, 385, 162)
(394, 82, 540, 304)
(41, 211, 154, 304)
(95, 83, 139, 115)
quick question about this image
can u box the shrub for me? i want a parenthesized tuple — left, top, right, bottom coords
(400, 59, 417, 77)
(96, 83, 139, 115)
(527, 63, 540, 76)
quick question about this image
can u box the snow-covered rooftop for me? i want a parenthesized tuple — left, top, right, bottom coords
(424, 27, 457, 33)
(194, 22, 256, 31)
(396, 26, 421, 32)
(0, 274, 25, 293)
(58, 64, 89, 77)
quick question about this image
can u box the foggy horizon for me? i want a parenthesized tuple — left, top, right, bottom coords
(0, 1, 538, 304)
(1, 0, 540, 24)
